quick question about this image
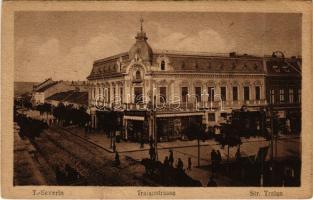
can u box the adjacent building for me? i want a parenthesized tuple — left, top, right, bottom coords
(31, 78, 75, 105)
(45, 90, 88, 109)
(265, 52, 301, 134)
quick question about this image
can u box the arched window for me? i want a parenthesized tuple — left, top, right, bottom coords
(135, 70, 141, 80)
(161, 60, 165, 70)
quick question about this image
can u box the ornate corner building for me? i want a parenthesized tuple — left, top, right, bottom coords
(86, 20, 301, 142)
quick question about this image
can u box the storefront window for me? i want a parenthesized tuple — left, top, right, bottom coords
(208, 113, 215, 121)
(270, 89, 275, 104)
(289, 88, 294, 103)
(279, 89, 285, 103)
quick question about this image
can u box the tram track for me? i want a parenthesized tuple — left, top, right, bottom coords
(31, 127, 145, 186)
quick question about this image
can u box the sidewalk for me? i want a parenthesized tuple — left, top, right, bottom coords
(63, 126, 299, 153)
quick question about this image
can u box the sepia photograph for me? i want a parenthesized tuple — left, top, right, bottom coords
(2, 1, 312, 199)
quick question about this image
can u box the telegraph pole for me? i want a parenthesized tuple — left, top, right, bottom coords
(153, 95, 158, 161)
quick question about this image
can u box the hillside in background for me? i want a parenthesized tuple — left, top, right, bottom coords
(14, 82, 37, 96)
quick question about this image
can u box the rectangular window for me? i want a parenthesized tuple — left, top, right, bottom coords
(181, 87, 188, 103)
(221, 87, 226, 101)
(208, 113, 215, 121)
(107, 88, 111, 103)
(120, 87, 123, 103)
(159, 87, 167, 103)
(134, 87, 143, 103)
(103, 88, 106, 99)
(208, 87, 215, 102)
(279, 89, 285, 103)
(232, 87, 238, 101)
(270, 89, 275, 104)
(244, 86, 250, 101)
(113, 87, 116, 103)
(289, 89, 294, 103)
(195, 87, 202, 102)
(255, 86, 260, 100)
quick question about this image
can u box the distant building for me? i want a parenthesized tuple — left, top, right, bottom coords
(69, 80, 88, 92)
(45, 90, 88, 108)
(86, 20, 270, 141)
(265, 52, 301, 134)
(31, 78, 74, 105)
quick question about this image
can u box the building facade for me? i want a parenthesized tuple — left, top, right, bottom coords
(265, 52, 301, 134)
(31, 78, 75, 105)
(87, 21, 269, 141)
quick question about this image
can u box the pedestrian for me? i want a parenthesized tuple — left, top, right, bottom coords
(140, 137, 144, 149)
(169, 149, 174, 167)
(187, 157, 192, 171)
(216, 150, 222, 168)
(115, 151, 120, 166)
(207, 176, 217, 187)
(149, 146, 155, 161)
(149, 136, 154, 147)
(163, 156, 169, 167)
(235, 147, 241, 161)
(211, 149, 217, 173)
(84, 123, 88, 133)
(177, 158, 184, 171)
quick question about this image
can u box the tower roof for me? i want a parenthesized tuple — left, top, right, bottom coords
(128, 17, 153, 63)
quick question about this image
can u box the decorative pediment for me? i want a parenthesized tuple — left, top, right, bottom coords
(231, 80, 239, 85)
(254, 80, 262, 86)
(157, 79, 168, 86)
(220, 80, 227, 86)
(242, 80, 251, 86)
(194, 80, 203, 87)
(180, 80, 190, 87)
(206, 80, 215, 87)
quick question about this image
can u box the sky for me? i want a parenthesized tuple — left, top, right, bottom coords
(14, 11, 302, 82)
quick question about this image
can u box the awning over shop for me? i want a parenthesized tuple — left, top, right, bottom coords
(156, 112, 204, 118)
(124, 115, 145, 121)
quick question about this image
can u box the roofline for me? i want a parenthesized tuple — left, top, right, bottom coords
(153, 49, 263, 59)
(94, 52, 128, 64)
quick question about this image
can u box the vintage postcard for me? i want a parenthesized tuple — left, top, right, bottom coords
(1, 0, 312, 199)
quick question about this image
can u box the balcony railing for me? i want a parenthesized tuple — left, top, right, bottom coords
(89, 99, 268, 111)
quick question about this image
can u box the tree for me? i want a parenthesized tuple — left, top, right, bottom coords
(215, 124, 242, 164)
(183, 119, 204, 167)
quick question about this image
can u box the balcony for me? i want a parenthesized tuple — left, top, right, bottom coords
(89, 98, 268, 112)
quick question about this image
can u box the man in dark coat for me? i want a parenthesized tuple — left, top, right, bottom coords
(187, 157, 192, 171)
(177, 158, 184, 171)
(115, 151, 120, 166)
(163, 156, 170, 167)
(169, 149, 174, 167)
(211, 150, 217, 173)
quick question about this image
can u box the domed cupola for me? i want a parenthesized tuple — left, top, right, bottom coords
(128, 18, 153, 64)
